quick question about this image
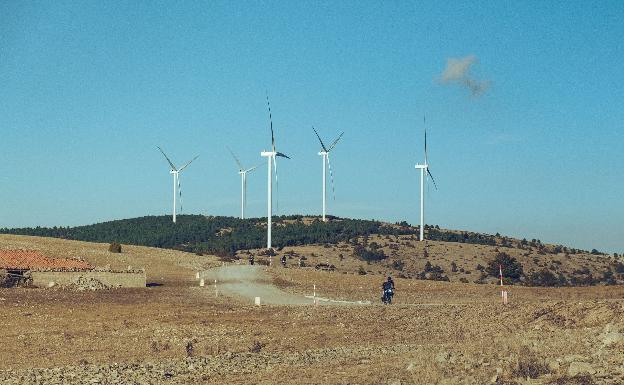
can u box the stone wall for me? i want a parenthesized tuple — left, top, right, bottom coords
(31, 270, 146, 288)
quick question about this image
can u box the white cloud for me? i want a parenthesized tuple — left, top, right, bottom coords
(440, 55, 490, 97)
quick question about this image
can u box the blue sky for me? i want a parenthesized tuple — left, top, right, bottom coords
(1, 1, 622, 253)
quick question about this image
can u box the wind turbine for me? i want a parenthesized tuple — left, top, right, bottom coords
(227, 146, 259, 219)
(157, 146, 199, 223)
(260, 94, 290, 250)
(312, 127, 344, 222)
(414, 117, 437, 241)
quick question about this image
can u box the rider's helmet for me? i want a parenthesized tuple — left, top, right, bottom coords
(387, 276, 392, 282)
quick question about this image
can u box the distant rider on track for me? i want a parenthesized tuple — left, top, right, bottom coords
(382, 276, 395, 304)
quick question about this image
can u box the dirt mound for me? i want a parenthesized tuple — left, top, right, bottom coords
(67, 276, 110, 291)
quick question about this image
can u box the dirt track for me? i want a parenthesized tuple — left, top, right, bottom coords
(202, 265, 312, 305)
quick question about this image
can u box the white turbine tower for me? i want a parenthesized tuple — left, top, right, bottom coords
(414, 118, 437, 241)
(157, 146, 199, 224)
(312, 127, 344, 222)
(260, 94, 290, 250)
(227, 147, 259, 219)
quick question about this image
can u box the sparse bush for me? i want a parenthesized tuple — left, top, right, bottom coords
(602, 269, 616, 285)
(249, 341, 266, 353)
(186, 340, 194, 357)
(392, 260, 405, 271)
(451, 261, 458, 272)
(108, 242, 122, 253)
(358, 266, 367, 275)
(459, 277, 469, 283)
(512, 347, 550, 379)
(569, 272, 598, 286)
(487, 252, 524, 283)
(527, 269, 559, 287)
(418, 261, 449, 281)
(353, 245, 387, 262)
(259, 248, 276, 257)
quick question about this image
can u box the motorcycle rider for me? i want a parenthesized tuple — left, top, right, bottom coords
(280, 255, 287, 267)
(382, 276, 395, 303)
(387, 276, 395, 290)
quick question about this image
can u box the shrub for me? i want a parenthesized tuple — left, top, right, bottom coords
(108, 242, 122, 253)
(249, 341, 266, 353)
(512, 347, 550, 379)
(527, 269, 559, 287)
(392, 260, 405, 271)
(358, 266, 367, 275)
(570, 273, 598, 286)
(418, 261, 448, 281)
(487, 252, 524, 282)
(353, 245, 387, 262)
(602, 270, 616, 285)
(451, 261, 458, 272)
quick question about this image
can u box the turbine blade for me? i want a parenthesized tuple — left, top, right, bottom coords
(266, 92, 275, 152)
(227, 146, 244, 170)
(427, 168, 438, 190)
(327, 153, 336, 201)
(275, 152, 290, 159)
(327, 131, 344, 152)
(424, 115, 428, 165)
(178, 155, 199, 172)
(245, 164, 260, 173)
(312, 127, 328, 152)
(178, 177, 183, 212)
(157, 146, 177, 171)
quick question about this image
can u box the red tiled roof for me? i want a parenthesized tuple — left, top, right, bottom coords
(0, 250, 92, 271)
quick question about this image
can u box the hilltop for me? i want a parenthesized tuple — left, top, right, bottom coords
(1, 215, 622, 287)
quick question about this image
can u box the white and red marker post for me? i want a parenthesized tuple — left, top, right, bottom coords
(499, 264, 508, 305)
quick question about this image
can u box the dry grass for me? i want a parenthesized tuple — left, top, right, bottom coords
(0, 235, 623, 384)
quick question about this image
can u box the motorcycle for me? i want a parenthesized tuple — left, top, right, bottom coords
(381, 288, 394, 304)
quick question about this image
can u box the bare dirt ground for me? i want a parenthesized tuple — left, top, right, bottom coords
(1, 235, 623, 384)
(202, 265, 311, 305)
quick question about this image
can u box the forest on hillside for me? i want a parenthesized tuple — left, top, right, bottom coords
(0, 215, 510, 255)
